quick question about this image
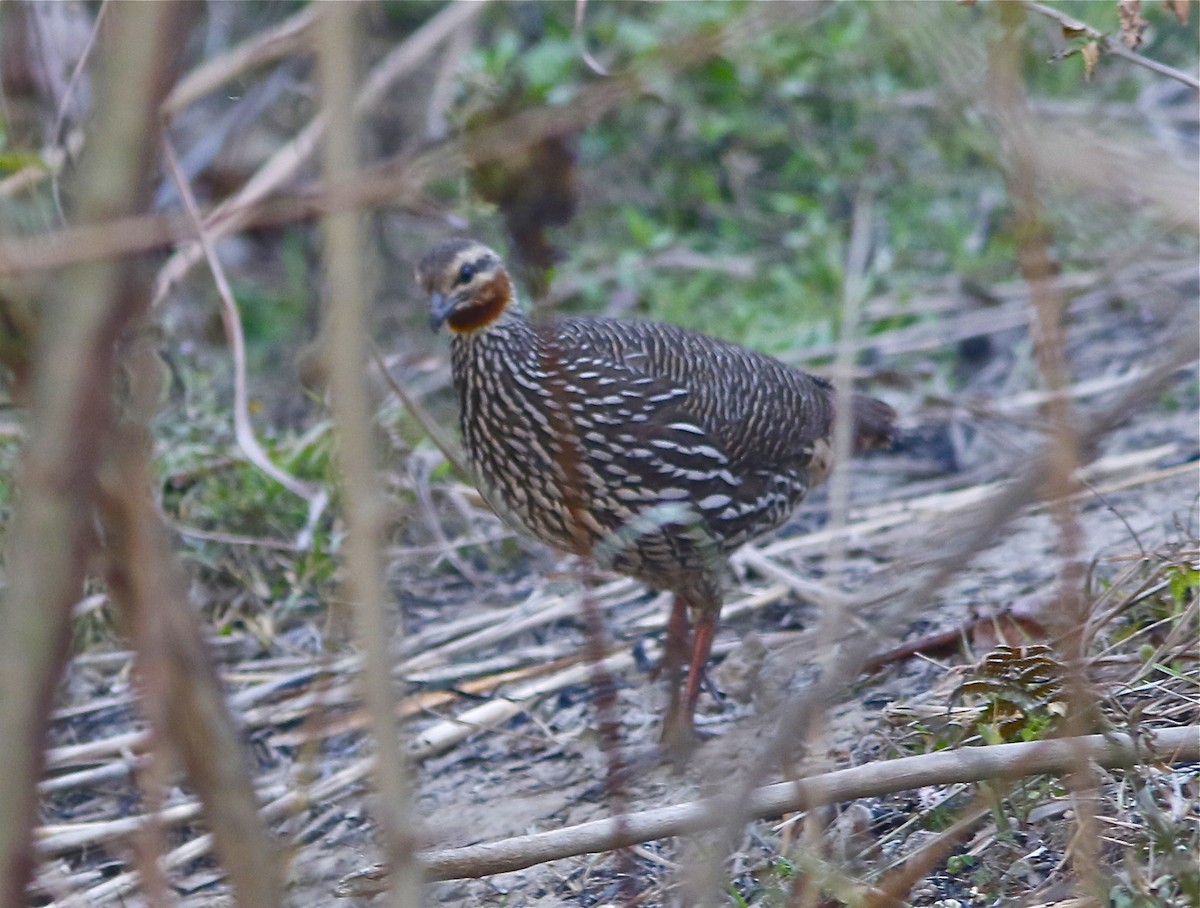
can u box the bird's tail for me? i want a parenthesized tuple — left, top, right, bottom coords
(851, 394, 898, 451)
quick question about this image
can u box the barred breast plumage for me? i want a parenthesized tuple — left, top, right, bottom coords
(419, 238, 896, 745)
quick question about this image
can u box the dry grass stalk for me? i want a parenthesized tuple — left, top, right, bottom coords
(758, 443, 1185, 561)
(990, 3, 1101, 893)
(797, 259, 1198, 364)
(372, 345, 472, 480)
(335, 726, 1199, 894)
(153, 0, 489, 306)
(316, 4, 423, 905)
(98, 426, 284, 908)
(0, 6, 238, 904)
(768, 187, 877, 908)
(161, 6, 317, 115)
(161, 131, 328, 548)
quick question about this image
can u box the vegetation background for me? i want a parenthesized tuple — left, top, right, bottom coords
(0, 1, 1196, 906)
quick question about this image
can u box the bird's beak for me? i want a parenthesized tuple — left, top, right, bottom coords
(428, 292, 455, 332)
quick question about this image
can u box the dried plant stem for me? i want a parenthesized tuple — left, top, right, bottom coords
(576, 560, 638, 902)
(872, 797, 995, 905)
(335, 726, 1199, 893)
(154, 0, 488, 304)
(827, 188, 876, 566)
(765, 187, 875, 908)
(372, 345, 471, 480)
(0, 5, 190, 903)
(48, 0, 106, 152)
(990, 3, 1101, 894)
(98, 440, 283, 908)
(161, 134, 328, 548)
(317, 5, 421, 904)
(162, 6, 316, 115)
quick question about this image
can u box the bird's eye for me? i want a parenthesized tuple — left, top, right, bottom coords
(455, 263, 476, 286)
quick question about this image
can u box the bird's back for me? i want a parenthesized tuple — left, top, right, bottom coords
(554, 315, 838, 464)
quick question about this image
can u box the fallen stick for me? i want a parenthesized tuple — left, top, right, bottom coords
(335, 725, 1200, 894)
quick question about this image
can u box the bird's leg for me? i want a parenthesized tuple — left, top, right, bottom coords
(660, 593, 692, 745)
(662, 592, 691, 724)
(661, 600, 721, 751)
(682, 606, 719, 725)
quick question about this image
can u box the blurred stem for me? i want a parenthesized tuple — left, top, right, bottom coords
(988, 2, 1101, 898)
(317, 4, 423, 905)
(0, 4, 187, 902)
(98, 421, 284, 908)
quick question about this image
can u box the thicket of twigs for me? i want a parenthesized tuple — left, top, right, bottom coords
(0, 2, 1197, 906)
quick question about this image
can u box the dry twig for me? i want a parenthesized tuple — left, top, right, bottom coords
(336, 727, 1200, 892)
(153, 0, 490, 305)
(162, 6, 316, 115)
(0, 6, 204, 903)
(1023, 1, 1200, 89)
(317, 5, 422, 903)
(161, 134, 328, 548)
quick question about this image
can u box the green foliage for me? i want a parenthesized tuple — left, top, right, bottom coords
(227, 229, 315, 365)
(440, 0, 1198, 357)
(153, 361, 338, 626)
(1164, 561, 1199, 611)
(0, 437, 21, 548)
(0, 114, 43, 175)
(944, 852, 978, 875)
(726, 854, 798, 908)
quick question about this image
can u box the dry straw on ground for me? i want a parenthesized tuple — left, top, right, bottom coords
(0, 2, 1196, 907)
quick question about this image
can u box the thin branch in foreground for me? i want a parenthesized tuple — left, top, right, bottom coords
(335, 726, 1199, 894)
(153, 0, 489, 305)
(990, 2, 1100, 894)
(99, 429, 284, 908)
(162, 6, 316, 115)
(317, 4, 422, 905)
(0, 5, 192, 904)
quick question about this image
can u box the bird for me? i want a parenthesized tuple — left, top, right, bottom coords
(418, 237, 896, 746)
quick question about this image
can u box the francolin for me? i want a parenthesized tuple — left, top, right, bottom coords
(419, 238, 896, 745)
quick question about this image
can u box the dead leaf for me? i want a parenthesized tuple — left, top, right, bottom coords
(970, 596, 1050, 650)
(1118, 0, 1149, 49)
(970, 614, 1036, 649)
(1081, 41, 1102, 80)
(1162, 0, 1190, 25)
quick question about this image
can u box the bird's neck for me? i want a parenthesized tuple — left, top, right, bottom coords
(446, 269, 516, 333)
(451, 303, 534, 349)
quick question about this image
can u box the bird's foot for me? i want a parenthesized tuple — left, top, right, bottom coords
(658, 715, 721, 766)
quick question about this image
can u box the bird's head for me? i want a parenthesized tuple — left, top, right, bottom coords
(418, 239, 515, 334)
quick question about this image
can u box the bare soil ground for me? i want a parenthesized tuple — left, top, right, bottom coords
(34, 258, 1199, 906)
